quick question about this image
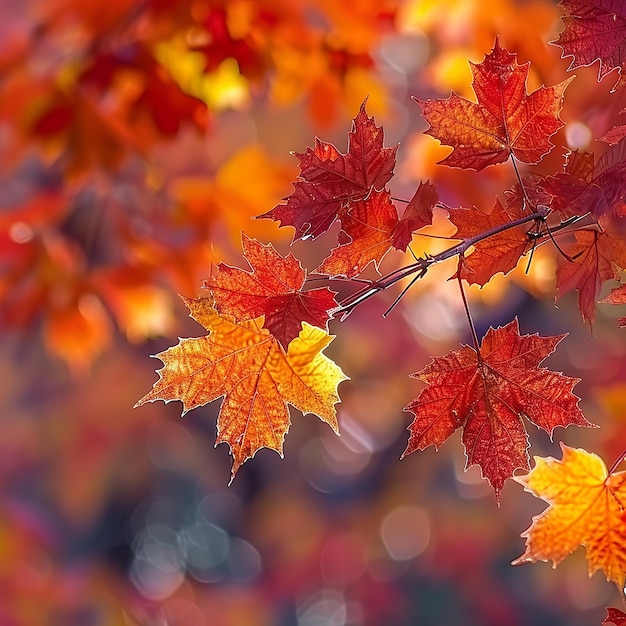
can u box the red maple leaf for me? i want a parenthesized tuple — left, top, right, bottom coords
(315, 184, 438, 278)
(542, 147, 626, 220)
(600, 106, 626, 145)
(448, 198, 535, 286)
(541, 150, 596, 219)
(503, 177, 553, 214)
(556, 230, 626, 326)
(259, 100, 397, 240)
(598, 268, 626, 326)
(604, 608, 626, 625)
(391, 180, 439, 250)
(552, 0, 626, 90)
(600, 125, 626, 145)
(205, 235, 338, 349)
(402, 319, 592, 500)
(315, 190, 400, 278)
(416, 38, 572, 171)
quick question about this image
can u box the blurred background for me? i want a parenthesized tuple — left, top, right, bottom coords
(1, 0, 626, 624)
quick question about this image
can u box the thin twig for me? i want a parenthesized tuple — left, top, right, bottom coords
(382, 268, 427, 318)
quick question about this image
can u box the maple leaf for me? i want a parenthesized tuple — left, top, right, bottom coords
(416, 37, 572, 171)
(552, 0, 626, 90)
(513, 444, 626, 589)
(315, 183, 438, 278)
(315, 190, 400, 278)
(598, 281, 626, 326)
(600, 125, 626, 145)
(556, 230, 626, 326)
(135, 297, 347, 480)
(402, 319, 592, 500)
(390, 180, 439, 250)
(605, 608, 626, 625)
(259, 100, 397, 240)
(448, 198, 534, 286)
(542, 146, 626, 220)
(205, 235, 338, 348)
(503, 176, 553, 214)
(541, 150, 596, 219)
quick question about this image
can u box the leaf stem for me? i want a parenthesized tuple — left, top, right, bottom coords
(510, 156, 531, 209)
(608, 449, 626, 476)
(457, 257, 480, 351)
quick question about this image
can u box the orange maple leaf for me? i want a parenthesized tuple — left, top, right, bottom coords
(315, 189, 399, 278)
(135, 297, 347, 480)
(315, 185, 438, 278)
(448, 198, 534, 286)
(513, 444, 626, 589)
(402, 319, 593, 500)
(416, 37, 572, 171)
(391, 180, 439, 250)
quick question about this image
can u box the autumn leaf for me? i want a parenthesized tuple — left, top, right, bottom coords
(552, 0, 626, 90)
(513, 444, 626, 589)
(135, 297, 347, 480)
(598, 280, 626, 326)
(448, 198, 534, 286)
(80, 46, 209, 137)
(259, 100, 397, 240)
(543, 146, 626, 220)
(315, 190, 400, 278)
(604, 608, 626, 625)
(402, 319, 592, 500)
(503, 176, 553, 214)
(391, 180, 439, 250)
(33, 88, 139, 176)
(205, 234, 338, 348)
(314, 182, 438, 278)
(44, 293, 113, 375)
(416, 37, 572, 171)
(541, 150, 596, 219)
(600, 125, 626, 145)
(556, 230, 626, 326)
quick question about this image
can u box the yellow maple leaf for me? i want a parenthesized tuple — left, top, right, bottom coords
(135, 296, 347, 480)
(513, 444, 626, 589)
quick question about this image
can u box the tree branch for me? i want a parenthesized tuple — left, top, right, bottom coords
(333, 207, 549, 318)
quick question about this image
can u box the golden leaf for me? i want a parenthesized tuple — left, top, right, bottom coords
(513, 444, 626, 589)
(135, 297, 347, 480)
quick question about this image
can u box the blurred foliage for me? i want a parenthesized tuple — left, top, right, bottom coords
(1, 0, 626, 624)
